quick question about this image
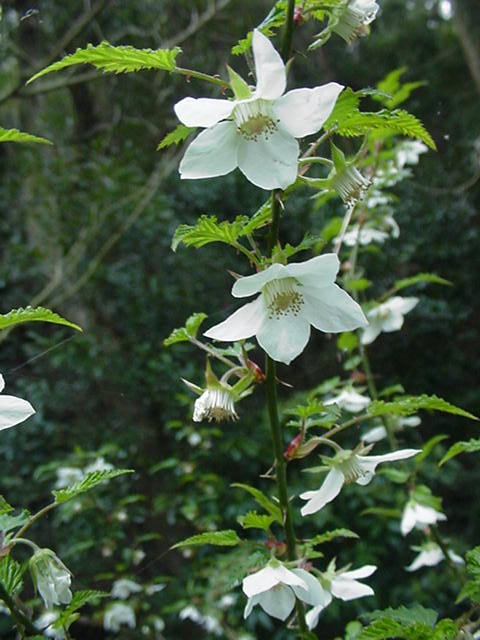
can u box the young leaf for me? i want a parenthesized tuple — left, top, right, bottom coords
(52, 469, 134, 504)
(171, 529, 241, 549)
(232, 483, 282, 523)
(394, 272, 451, 292)
(53, 590, 108, 632)
(368, 394, 478, 421)
(0, 127, 52, 145)
(0, 555, 23, 594)
(0, 307, 82, 332)
(28, 42, 181, 83)
(0, 511, 30, 536)
(308, 528, 359, 546)
(157, 124, 195, 151)
(171, 215, 249, 251)
(0, 496, 14, 516)
(237, 511, 275, 532)
(439, 438, 480, 466)
(163, 312, 207, 346)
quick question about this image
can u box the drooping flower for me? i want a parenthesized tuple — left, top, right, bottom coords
(401, 500, 447, 536)
(174, 30, 343, 190)
(300, 445, 420, 516)
(111, 578, 142, 600)
(29, 549, 72, 610)
(406, 542, 464, 572)
(104, 603, 136, 632)
(361, 296, 419, 345)
(0, 373, 35, 431)
(325, 388, 371, 413)
(242, 561, 328, 621)
(204, 254, 367, 365)
(332, 0, 380, 45)
(305, 562, 376, 630)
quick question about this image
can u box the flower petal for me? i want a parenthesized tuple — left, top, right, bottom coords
(0, 374, 4, 393)
(306, 601, 332, 630)
(273, 84, 344, 137)
(291, 569, 331, 607)
(237, 128, 299, 190)
(400, 504, 417, 536)
(256, 312, 311, 364)
(243, 593, 260, 618)
(340, 565, 377, 581)
(361, 322, 382, 345)
(285, 254, 339, 288)
(300, 467, 345, 515)
(174, 97, 235, 127)
(179, 121, 238, 180)
(258, 584, 296, 620)
(331, 575, 374, 601)
(303, 284, 367, 333)
(204, 297, 265, 342)
(252, 30, 286, 100)
(242, 566, 281, 597)
(0, 396, 35, 431)
(232, 263, 288, 298)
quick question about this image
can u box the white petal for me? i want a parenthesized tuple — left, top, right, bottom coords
(274, 564, 308, 589)
(361, 322, 382, 345)
(362, 425, 387, 443)
(303, 285, 367, 333)
(0, 396, 35, 431)
(256, 312, 311, 364)
(285, 254, 339, 288)
(273, 84, 344, 137)
(400, 504, 417, 536)
(258, 584, 296, 620)
(0, 374, 4, 393)
(388, 296, 419, 315)
(306, 601, 332, 630)
(204, 298, 266, 342)
(340, 565, 377, 581)
(380, 312, 405, 333)
(358, 448, 420, 472)
(406, 548, 444, 572)
(242, 566, 280, 597)
(252, 30, 286, 100)
(243, 594, 259, 618)
(331, 576, 374, 601)
(237, 129, 299, 190)
(300, 467, 345, 515)
(291, 569, 331, 607)
(174, 97, 235, 127)
(179, 121, 238, 180)
(232, 263, 288, 298)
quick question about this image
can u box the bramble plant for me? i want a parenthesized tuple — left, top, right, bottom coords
(1, 1, 480, 639)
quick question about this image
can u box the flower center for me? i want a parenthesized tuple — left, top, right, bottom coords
(331, 166, 371, 206)
(338, 454, 369, 484)
(194, 388, 238, 423)
(262, 277, 304, 320)
(233, 99, 278, 141)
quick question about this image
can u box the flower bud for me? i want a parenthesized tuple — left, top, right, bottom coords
(29, 548, 72, 610)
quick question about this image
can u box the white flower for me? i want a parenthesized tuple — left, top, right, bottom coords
(342, 226, 389, 246)
(54, 466, 83, 489)
(204, 254, 367, 365)
(406, 542, 464, 572)
(401, 500, 447, 536)
(174, 30, 343, 190)
(306, 563, 376, 630)
(361, 296, 419, 345)
(29, 549, 72, 610)
(193, 386, 238, 422)
(362, 415, 421, 443)
(111, 578, 142, 600)
(325, 389, 371, 413)
(179, 605, 203, 623)
(0, 373, 35, 431)
(333, 0, 379, 44)
(35, 611, 66, 639)
(84, 456, 114, 474)
(243, 562, 328, 621)
(300, 445, 420, 516)
(396, 141, 428, 168)
(104, 602, 136, 632)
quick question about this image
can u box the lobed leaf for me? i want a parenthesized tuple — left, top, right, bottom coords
(28, 42, 181, 83)
(0, 307, 82, 332)
(0, 127, 52, 145)
(172, 215, 249, 251)
(171, 529, 241, 549)
(308, 528, 359, 546)
(368, 394, 478, 421)
(157, 124, 195, 151)
(439, 438, 480, 466)
(52, 469, 134, 504)
(237, 510, 275, 532)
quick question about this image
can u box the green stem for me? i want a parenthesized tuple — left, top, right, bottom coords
(175, 66, 230, 89)
(281, 0, 296, 62)
(12, 502, 57, 540)
(430, 525, 463, 577)
(0, 582, 38, 637)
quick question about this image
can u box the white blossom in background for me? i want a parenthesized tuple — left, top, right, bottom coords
(362, 415, 421, 443)
(104, 603, 136, 632)
(300, 445, 420, 516)
(406, 542, 464, 572)
(361, 296, 419, 345)
(332, 0, 380, 44)
(111, 578, 142, 600)
(205, 254, 367, 365)
(401, 500, 447, 536)
(84, 456, 114, 474)
(341, 215, 400, 247)
(396, 140, 428, 168)
(0, 373, 35, 431)
(35, 611, 65, 640)
(54, 466, 83, 489)
(306, 562, 377, 630)
(242, 562, 328, 621)
(325, 389, 371, 413)
(29, 549, 72, 610)
(179, 606, 222, 636)
(174, 30, 343, 190)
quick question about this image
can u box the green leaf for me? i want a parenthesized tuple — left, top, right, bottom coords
(368, 394, 478, 421)
(379, 468, 411, 484)
(157, 124, 195, 150)
(309, 528, 359, 546)
(227, 65, 251, 100)
(414, 434, 448, 463)
(394, 272, 451, 292)
(53, 590, 108, 631)
(171, 529, 241, 549)
(0, 126, 52, 145)
(232, 483, 282, 523)
(365, 605, 438, 627)
(0, 496, 14, 516)
(0, 307, 82, 332)
(172, 215, 249, 251)
(439, 438, 480, 466)
(52, 469, 134, 504)
(358, 605, 448, 640)
(337, 331, 359, 352)
(163, 312, 207, 346)
(0, 555, 23, 594)
(28, 42, 181, 83)
(375, 67, 426, 109)
(457, 546, 480, 603)
(237, 510, 275, 532)
(0, 511, 30, 536)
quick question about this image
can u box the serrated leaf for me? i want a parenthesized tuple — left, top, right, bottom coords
(171, 529, 241, 549)
(0, 307, 82, 332)
(368, 395, 478, 421)
(163, 312, 207, 346)
(28, 42, 181, 83)
(440, 438, 480, 466)
(457, 546, 480, 603)
(0, 496, 14, 516)
(309, 528, 359, 546)
(359, 605, 442, 640)
(232, 483, 282, 523)
(0, 555, 23, 594)
(415, 434, 448, 463)
(52, 469, 134, 504)
(157, 124, 195, 151)
(0, 126, 52, 145)
(0, 510, 30, 536)
(172, 215, 249, 251)
(237, 511, 275, 532)
(375, 68, 426, 109)
(365, 605, 438, 627)
(394, 273, 451, 292)
(53, 590, 108, 631)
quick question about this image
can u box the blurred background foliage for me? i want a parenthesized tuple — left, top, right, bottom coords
(0, 0, 479, 638)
